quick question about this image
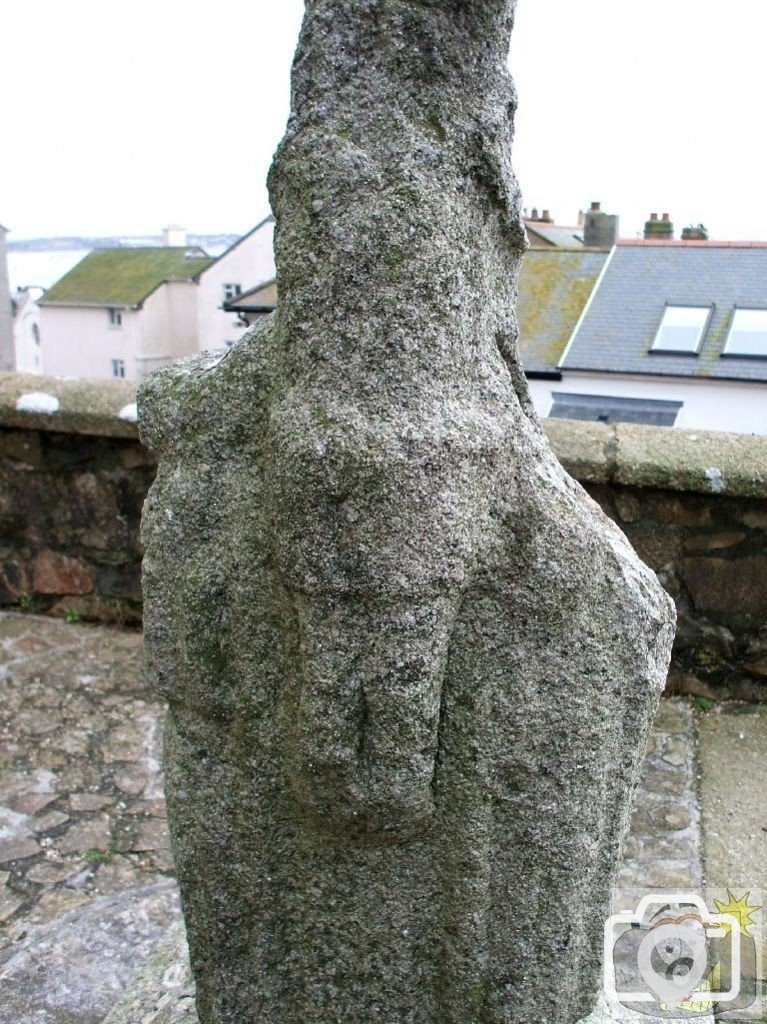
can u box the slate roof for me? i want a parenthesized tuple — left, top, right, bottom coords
(516, 249, 609, 375)
(524, 221, 584, 250)
(560, 242, 767, 383)
(221, 253, 606, 377)
(40, 247, 214, 308)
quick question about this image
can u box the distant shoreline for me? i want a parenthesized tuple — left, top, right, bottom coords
(8, 235, 240, 253)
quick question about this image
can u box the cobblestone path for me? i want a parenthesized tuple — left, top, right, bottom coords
(0, 612, 704, 940)
(0, 613, 170, 936)
(1, 611, 758, 1024)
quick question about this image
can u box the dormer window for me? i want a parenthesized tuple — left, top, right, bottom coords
(651, 305, 711, 353)
(723, 308, 767, 358)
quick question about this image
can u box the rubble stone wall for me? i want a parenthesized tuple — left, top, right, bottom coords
(0, 374, 149, 625)
(0, 373, 765, 696)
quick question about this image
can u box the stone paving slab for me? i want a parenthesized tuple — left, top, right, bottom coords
(699, 703, 767, 889)
(0, 611, 755, 1023)
(0, 881, 179, 1024)
(697, 703, 767, 1022)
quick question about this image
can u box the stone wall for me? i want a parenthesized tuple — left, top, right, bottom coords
(545, 419, 767, 700)
(0, 374, 151, 625)
(0, 373, 765, 697)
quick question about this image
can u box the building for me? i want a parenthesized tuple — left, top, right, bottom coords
(523, 201, 619, 252)
(222, 277, 277, 328)
(39, 246, 214, 380)
(524, 209, 584, 250)
(516, 249, 611, 412)
(12, 287, 42, 374)
(195, 216, 275, 352)
(0, 225, 14, 371)
(541, 239, 767, 433)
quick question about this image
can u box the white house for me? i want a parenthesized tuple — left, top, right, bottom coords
(39, 246, 214, 380)
(0, 225, 14, 371)
(37, 218, 278, 379)
(195, 216, 275, 352)
(529, 239, 767, 434)
(12, 287, 42, 374)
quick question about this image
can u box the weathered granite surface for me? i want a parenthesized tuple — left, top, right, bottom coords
(0, 881, 179, 1024)
(0, 372, 137, 438)
(0, 370, 762, 698)
(1, 616, 712, 1022)
(139, 2, 675, 1021)
(102, 699, 710, 1024)
(102, 920, 195, 1024)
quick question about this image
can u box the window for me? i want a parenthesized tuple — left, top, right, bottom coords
(223, 283, 242, 301)
(111, 359, 126, 378)
(549, 392, 682, 427)
(108, 307, 122, 328)
(723, 308, 767, 358)
(651, 305, 711, 353)
(32, 324, 40, 345)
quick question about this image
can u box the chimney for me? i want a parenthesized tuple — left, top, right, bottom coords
(583, 201, 619, 248)
(162, 225, 187, 247)
(644, 212, 673, 240)
(540, 209, 553, 224)
(530, 207, 539, 221)
(681, 224, 709, 241)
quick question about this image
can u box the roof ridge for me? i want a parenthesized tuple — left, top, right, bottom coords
(619, 239, 767, 248)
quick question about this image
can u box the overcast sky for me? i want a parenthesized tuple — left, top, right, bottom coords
(3, 0, 766, 241)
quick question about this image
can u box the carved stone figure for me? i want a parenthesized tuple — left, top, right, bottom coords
(140, 2, 675, 1020)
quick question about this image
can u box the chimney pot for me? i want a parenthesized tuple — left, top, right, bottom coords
(162, 224, 187, 247)
(681, 224, 709, 241)
(583, 204, 619, 249)
(644, 212, 673, 239)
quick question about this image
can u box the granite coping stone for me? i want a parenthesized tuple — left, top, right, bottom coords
(0, 373, 765, 497)
(0, 372, 138, 438)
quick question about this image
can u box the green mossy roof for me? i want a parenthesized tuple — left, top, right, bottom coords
(40, 248, 214, 308)
(516, 250, 608, 374)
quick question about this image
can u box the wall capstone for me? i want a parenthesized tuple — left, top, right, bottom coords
(0, 373, 139, 439)
(0, 372, 764, 698)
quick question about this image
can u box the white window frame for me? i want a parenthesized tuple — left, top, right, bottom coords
(111, 358, 126, 378)
(723, 307, 767, 358)
(223, 283, 242, 301)
(108, 307, 122, 328)
(651, 304, 712, 354)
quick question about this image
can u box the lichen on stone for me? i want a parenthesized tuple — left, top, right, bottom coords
(139, 3, 675, 1022)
